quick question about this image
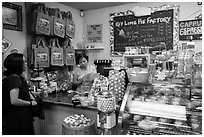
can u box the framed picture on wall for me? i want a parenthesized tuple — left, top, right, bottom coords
(2, 2, 23, 31)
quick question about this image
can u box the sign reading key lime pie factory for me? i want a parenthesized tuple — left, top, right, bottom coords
(179, 19, 202, 40)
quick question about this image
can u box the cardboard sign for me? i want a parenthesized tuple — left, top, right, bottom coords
(87, 24, 102, 43)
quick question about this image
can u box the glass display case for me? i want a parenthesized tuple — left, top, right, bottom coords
(118, 81, 202, 135)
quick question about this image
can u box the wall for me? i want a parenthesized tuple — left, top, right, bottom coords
(3, 2, 84, 78)
(83, 2, 202, 60)
(3, 2, 28, 76)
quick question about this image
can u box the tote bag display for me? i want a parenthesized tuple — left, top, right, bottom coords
(66, 19, 75, 39)
(64, 11, 75, 38)
(33, 37, 50, 68)
(50, 39, 64, 66)
(50, 8, 65, 38)
(62, 37, 75, 66)
(31, 3, 51, 35)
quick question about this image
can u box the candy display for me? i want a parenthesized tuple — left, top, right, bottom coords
(97, 91, 116, 113)
(46, 71, 58, 82)
(59, 80, 72, 91)
(108, 70, 126, 102)
(90, 75, 109, 96)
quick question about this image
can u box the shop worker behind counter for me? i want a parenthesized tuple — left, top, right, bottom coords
(2, 53, 37, 135)
(72, 53, 97, 90)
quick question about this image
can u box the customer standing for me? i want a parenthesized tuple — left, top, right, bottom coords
(2, 53, 37, 135)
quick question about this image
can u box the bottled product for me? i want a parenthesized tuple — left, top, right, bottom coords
(184, 50, 194, 75)
(193, 64, 202, 88)
(177, 51, 185, 77)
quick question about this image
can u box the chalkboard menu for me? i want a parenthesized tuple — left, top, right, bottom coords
(113, 9, 173, 52)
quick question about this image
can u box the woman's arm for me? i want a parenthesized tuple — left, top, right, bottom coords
(72, 74, 83, 86)
(10, 88, 37, 106)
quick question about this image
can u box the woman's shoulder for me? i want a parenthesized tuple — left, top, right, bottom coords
(3, 74, 21, 84)
(87, 64, 96, 72)
(88, 64, 96, 69)
(5, 74, 20, 80)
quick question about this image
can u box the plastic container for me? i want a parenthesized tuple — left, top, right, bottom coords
(127, 71, 149, 83)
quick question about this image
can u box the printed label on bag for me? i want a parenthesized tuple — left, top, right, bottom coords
(67, 24, 74, 33)
(39, 18, 49, 27)
(37, 53, 48, 60)
(53, 53, 62, 59)
(67, 53, 74, 59)
(55, 22, 63, 30)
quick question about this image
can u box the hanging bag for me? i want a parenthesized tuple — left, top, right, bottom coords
(65, 11, 75, 38)
(62, 37, 75, 66)
(52, 8, 65, 38)
(29, 37, 40, 68)
(34, 37, 50, 68)
(50, 39, 64, 66)
(31, 3, 51, 35)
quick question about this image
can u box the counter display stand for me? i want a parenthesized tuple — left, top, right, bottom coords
(30, 64, 44, 89)
(118, 82, 202, 135)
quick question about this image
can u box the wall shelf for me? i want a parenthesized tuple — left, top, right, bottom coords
(75, 47, 104, 50)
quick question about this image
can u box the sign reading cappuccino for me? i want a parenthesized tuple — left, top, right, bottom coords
(179, 19, 202, 40)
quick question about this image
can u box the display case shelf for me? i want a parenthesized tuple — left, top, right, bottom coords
(118, 82, 202, 135)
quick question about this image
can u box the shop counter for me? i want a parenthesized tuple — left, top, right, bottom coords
(33, 92, 120, 135)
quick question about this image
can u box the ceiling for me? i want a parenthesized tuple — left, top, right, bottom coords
(59, 2, 135, 11)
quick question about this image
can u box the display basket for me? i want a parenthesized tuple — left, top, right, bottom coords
(62, 119, 95, 135)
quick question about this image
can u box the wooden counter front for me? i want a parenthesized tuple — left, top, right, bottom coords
(33, 92, 119, 135)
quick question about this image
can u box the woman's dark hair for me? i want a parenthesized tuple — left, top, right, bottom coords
(75, 53, 88, 65)
(3, 53, 24, 76)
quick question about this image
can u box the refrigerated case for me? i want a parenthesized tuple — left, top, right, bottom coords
(118, 82, 202, 135)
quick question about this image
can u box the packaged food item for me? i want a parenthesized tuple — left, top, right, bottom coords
(133, 114, 142, 121)
(108, 70, 126, 102)
(63, 114, 93, 128)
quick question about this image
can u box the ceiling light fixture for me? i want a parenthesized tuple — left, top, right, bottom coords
(80, 10, 85, 17)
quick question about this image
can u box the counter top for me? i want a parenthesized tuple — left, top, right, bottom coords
(42, 92, 98, 110)
(42, 92, 121, 111)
